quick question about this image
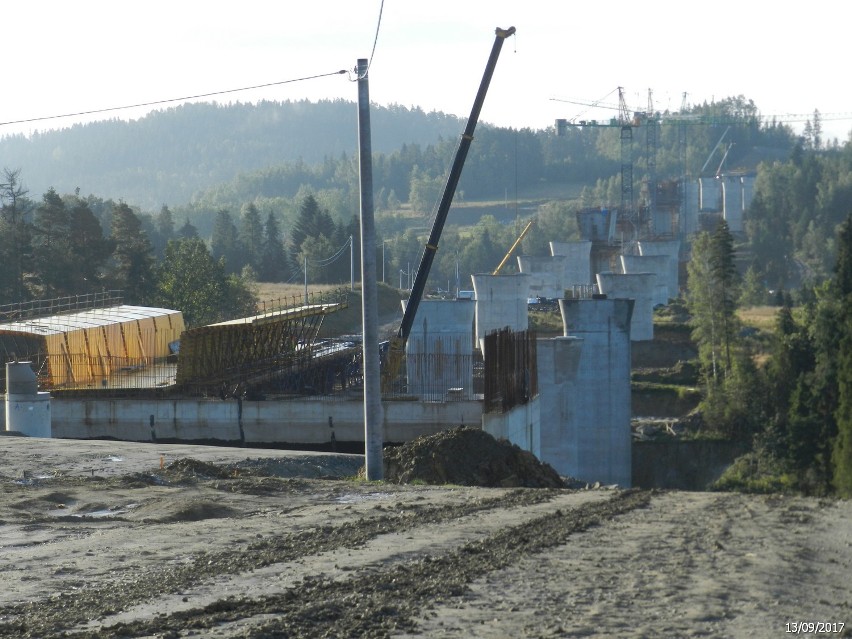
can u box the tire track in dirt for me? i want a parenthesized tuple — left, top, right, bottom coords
(0, 480, 563, 638)
(72, 489, 652, 638)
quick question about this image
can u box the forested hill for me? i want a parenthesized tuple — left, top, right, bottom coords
(0, 100, 466, 209)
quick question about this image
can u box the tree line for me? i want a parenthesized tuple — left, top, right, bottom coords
(0, 169, 373, 326)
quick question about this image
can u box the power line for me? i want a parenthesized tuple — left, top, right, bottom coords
(0, 69, 348, 129)
(368, 0, 386, 69)
(349, 0, 385, 81)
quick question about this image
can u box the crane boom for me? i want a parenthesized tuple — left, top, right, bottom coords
(493, 218, 535, 275)
(382, 25, 515, 391)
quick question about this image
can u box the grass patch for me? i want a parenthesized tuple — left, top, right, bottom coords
(737, 305, 780, 332)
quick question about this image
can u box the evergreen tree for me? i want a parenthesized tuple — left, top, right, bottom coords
(177, 218, 199, 239)
(239, 203, 264, 272)
(833, 215, 852, 495)
(32, 188, 72, 297)
(210, 209, 242, 274)
(289, 193, 335, 276)
(152, 205, 175, 259)
(710, 220, 739, 372)
(0, 168, 33, 303)
(67, 197, 115, 292)
(259, 211, 287, 282)
(109, 203, 155, 304)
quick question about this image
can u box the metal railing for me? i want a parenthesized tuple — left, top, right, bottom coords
(0, 291, 124, 323)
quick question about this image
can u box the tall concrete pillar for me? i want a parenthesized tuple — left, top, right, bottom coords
(536, 336, 583, 477)
(741, 176, 755, 212)
(620, 254, 670, 306)
(549, 240, 593, 287)
(722, 176, 743, 233)
(517, 254, 567, 299)
(5, 362, 51, 437)
(404, 299, 475, 400)
(683, 179, 700, 237)
(596, 272, 656, 341)
(471, 273, 530, 353)
(559, 298, 632, 487)
(637, 239, 681, 299)
(699, 176, 722, 212)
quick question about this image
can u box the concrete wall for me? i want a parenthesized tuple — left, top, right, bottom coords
(549, 240, 593, 287)
(595, 272, 656, 341)
(637, 239, 680, 298)
(471, 273, 530, 353)
(536, 337, 583, 478)
(481, 397, 540, 457)
(47, 397, 482, 445)
(619, 254, 670, 305)
(405, 299, 475, 400)
(517, 255, 567, 299)
(558, 298, 633, 487)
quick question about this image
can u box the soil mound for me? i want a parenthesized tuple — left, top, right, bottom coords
(383, 426, 565, 488)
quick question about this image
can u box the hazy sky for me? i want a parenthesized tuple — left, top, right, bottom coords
(1, 1, 850, 142)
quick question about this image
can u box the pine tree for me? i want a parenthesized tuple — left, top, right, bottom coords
(833, 214, 852, 495)
(67, 197, 115, 292)
(211, 209, 242, 274)
(32, 188, 72, 297)
(259, 211, 287, 282)
(239, 203, 264, 272)
(109, 203, 155, 304)
(0, 169, 33, 302)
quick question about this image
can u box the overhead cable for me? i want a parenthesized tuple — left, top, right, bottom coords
(0, 69, 348, 128)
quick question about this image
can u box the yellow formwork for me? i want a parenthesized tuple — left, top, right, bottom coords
(0, 305, 184, 388)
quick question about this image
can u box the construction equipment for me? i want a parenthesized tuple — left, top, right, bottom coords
(381, 25, 515, 392)
(493, 218, 535, 275)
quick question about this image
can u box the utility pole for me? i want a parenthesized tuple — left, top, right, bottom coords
(356, 58, 383, 480)
(350, 234, 354, 291)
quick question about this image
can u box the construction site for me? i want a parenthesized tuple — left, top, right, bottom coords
(1, 35, 758, 491)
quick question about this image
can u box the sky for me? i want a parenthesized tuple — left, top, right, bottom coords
(1, 1, 850, 143)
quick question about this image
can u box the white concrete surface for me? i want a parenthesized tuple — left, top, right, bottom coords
(558, 298, 633, 487)
(471, 273, 530, 353)
(620, 254, 670, 306)
(404, 299, 475, 400)
(517, 255, 567, 299)
(549, 240, 593, 287)
(536, 337, 583, 479)
(596, 272, 656, 341)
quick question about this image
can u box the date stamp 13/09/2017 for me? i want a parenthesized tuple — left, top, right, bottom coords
(785, 622, 845, 634)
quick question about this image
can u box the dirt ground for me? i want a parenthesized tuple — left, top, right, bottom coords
(0, 436, 850, 638)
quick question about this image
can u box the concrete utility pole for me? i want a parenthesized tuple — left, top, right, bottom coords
(356, 58, 383, 480)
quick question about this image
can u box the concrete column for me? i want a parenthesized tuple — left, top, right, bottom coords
(637, 239, 681, 299)
(620, 254, 670, 306)
(536, 336, 583, 477)
(471, 273, 530, 353)
(517, 254, 567, 299)
(404, 299, 475, 400)
(683, 179, 700, 237)
(558, 298, 632, 487)
(549, 240, 593, 287)
(5, 362, 51, 437)
(699, 177, 722, 212)
(722, 176, 743, 233)
(596, 272, 656, 341)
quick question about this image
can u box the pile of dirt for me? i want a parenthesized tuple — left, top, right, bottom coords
(383, 426, 565, 488)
